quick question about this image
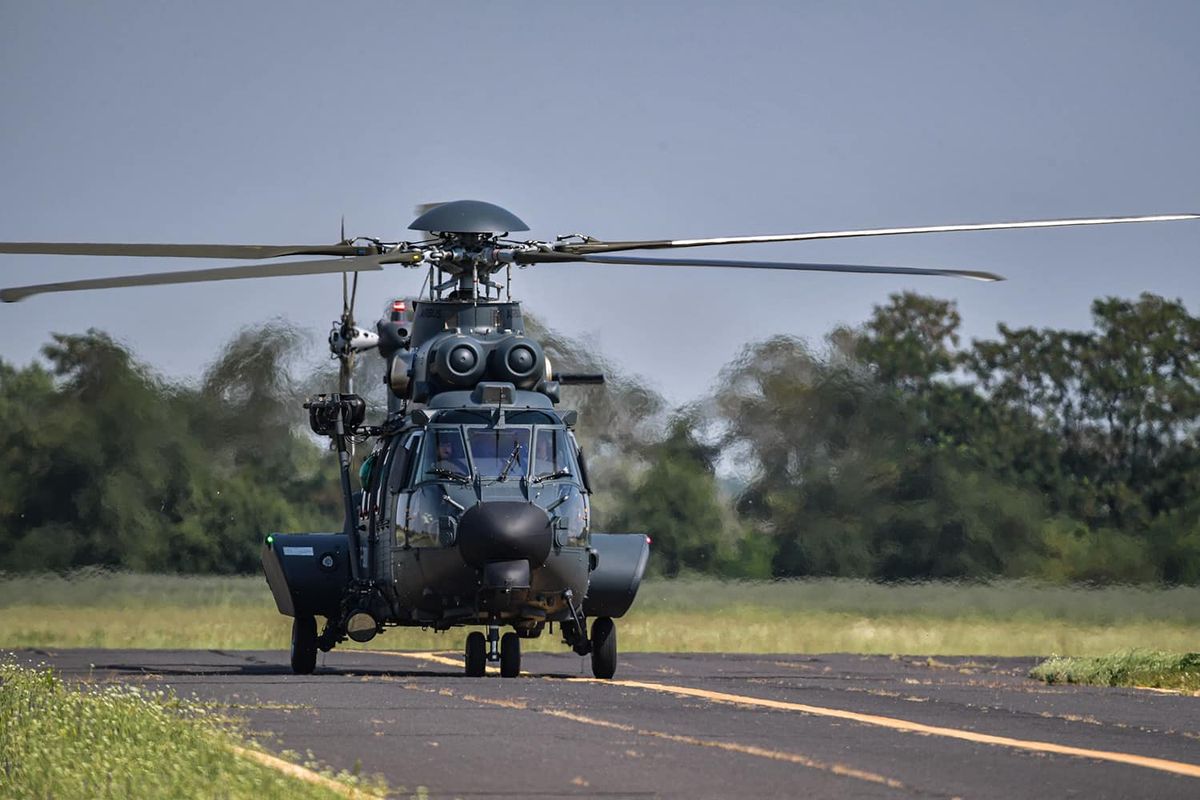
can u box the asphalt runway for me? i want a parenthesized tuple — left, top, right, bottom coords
(13, 647, 1200, 799)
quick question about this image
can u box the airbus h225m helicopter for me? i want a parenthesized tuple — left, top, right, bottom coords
(2, 201, 1196, 678)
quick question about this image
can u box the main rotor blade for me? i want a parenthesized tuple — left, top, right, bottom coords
(0, 251, 417, 302)
(559, 213, 1200, 255)
(533, 253, 1003, 282)
(0, 242, 374, 259)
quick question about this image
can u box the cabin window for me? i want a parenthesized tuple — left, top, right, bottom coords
(400, 485, 442, 548)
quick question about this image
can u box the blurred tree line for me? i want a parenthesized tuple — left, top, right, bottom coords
(2, 292, 1198, 583)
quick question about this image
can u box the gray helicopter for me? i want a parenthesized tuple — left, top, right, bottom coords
(1, 200, 1196, 679)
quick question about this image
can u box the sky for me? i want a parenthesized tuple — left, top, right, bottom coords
(1, 1, 1198, 406)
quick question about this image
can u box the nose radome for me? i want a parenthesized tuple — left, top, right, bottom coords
(457, 502, 552, 566)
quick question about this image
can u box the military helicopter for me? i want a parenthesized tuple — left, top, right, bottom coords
(1, 201, 1196, 679)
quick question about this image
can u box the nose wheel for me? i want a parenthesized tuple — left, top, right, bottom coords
(464, 626, 522, 677)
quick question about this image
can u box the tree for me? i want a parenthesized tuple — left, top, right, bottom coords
(608, 413, 761, 576)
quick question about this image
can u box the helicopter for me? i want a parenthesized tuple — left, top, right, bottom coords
(1, 200, 1197, 679)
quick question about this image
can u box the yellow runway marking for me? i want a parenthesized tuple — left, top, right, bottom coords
(396, 678, 907, 791)
(231, 745, 378, 798)
(588, 679, 1200, 780)
(541, 708, 906, 790)
(376, 649, 514, 675)
(374, 651, 1200, 779)
(378, 650, 469, 668)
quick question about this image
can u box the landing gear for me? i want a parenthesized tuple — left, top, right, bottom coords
(590, 617, 617, 679)
(465, 626, 523, 677)
(500, 632, 521, 678)
(465, 631, 486, 677)
(290, 615, 318, 675)
(562, 619, 591, 655)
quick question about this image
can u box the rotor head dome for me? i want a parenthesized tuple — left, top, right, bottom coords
(409, 200, 529, 234)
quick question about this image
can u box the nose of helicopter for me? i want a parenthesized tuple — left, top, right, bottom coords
(457, 501, 553, 567)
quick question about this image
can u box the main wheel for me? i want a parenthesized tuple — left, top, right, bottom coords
(465, 631, 487, 677)
(290, 615, 318, 675)
(500, 632, 521, 678)
(590, 617, 617, 679)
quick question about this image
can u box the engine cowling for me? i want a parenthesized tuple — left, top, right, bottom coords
(431, 335, 488, 387)
(490, 335, 545, 389)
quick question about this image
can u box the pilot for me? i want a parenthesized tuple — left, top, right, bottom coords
(433, 437, 468, 474)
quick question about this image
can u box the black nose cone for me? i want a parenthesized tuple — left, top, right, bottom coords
(458, 502, 553, 566)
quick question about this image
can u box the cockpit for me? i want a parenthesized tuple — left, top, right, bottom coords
(389, 409, 590, 550)
(416, 411, 579, 483)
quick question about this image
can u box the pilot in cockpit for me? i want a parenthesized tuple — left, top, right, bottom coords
(432, 435, 469, 475)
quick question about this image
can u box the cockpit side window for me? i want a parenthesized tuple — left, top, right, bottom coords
(568, 431, 592, 493)
(534, 428, 576, 480)
(369, 440, 395, 512)
(392, 431, 423, 491)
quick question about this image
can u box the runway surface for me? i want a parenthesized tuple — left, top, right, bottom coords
(12, 647, 1200, 798)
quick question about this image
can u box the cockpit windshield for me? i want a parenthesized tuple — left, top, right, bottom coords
(468, 428, 531, 479)
(416, 422, 577, 484)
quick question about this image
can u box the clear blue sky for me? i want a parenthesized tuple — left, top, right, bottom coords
(2, 1, 1197, 404)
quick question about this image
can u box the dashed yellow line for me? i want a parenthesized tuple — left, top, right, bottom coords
(396, 677, 907, 791)
(588, 679, 1200, 780)
(374, 650, 1200, 780)
(376, 650, 466, 669)
(541, 708, 906, 790)
(375, 649, 515, 675)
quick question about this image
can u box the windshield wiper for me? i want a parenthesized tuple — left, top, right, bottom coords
(532, 467, 572, 484)
(497, 441, 524, 482)
(426, 466, 470, 483)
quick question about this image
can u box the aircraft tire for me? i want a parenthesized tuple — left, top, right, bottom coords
(290, 615, 318, 675)
(465, 631, 487, 677)
(590, 617, 617, 679)
(500, 632, 521, 677)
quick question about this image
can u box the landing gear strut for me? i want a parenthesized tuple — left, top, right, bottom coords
(486, 624, 501, 663)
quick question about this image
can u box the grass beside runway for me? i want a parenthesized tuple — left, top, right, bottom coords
(0, 661, 383, 800)
(1030, 650, 1200, 693)
(1, 571, 1198, 656)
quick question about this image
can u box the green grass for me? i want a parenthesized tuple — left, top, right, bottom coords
(1, 570, 1198, 656)
(1030, 650, 1200, 693)
(0, 660, 383, 799)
